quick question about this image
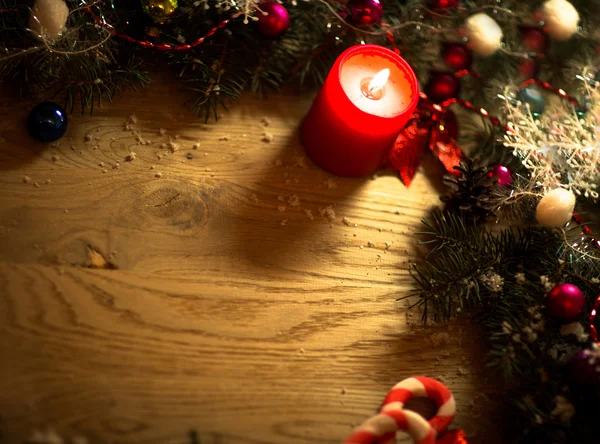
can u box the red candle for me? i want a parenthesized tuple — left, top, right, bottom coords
(301, 45, 419, 177)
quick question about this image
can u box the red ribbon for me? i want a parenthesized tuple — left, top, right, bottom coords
(387, 93, 465, 187)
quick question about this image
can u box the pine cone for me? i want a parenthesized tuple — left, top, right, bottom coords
(441, 157, 496, 220)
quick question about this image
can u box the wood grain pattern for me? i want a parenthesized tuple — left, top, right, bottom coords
(0, 80, 500, 443)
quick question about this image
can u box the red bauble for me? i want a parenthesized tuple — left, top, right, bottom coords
(547, 283, 586, 321)
(441, 43, 472, 71)
(425, 72, 460, 103)
(488, 164, 512, 186)
(520, 27, 548, 53)
(348, 0, 383, 26)
(519, 58, 538, 79)
(429, 0, 459, 8)
(256, 1, 290, 38)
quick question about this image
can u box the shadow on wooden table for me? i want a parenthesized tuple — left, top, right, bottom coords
(226, 125, 369, 272)
(0, 109, 46, 171)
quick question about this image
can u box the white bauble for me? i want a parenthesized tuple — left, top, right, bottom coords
(465, 13, 503, 57)
(29, 0, 69, 41)
(536, 188, 576, 227)
(542, 0, 579, 41)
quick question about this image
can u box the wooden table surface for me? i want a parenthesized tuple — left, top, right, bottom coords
(0, 80, 500, 444)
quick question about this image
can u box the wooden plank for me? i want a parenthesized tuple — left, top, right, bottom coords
(0, 263, 498, 443)
(0, 81, 500, 443)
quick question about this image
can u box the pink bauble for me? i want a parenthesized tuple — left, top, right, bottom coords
(547, 283, 586, 321)
(257, 1, 290, 38)
(348, 0, 383, 26)
(489, 164, 512, 187)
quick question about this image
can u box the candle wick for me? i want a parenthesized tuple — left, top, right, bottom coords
(362, 68, 390, 100)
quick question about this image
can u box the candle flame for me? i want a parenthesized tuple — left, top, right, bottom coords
(367, 68, 390, 96)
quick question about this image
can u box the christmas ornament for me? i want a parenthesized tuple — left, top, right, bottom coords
(428, 0, 459, 8)
(489, 164, 512, 187)
(546, 283, 586, 321)
(344, 376, 456, 444)
(575, 94, 591, 117)
(590, 295, 600, 344)
(536, 188, 575, 227)
(441, 43, 472, 71)
(542, 0, 580, 41)
(569, 345, 600, 387)
(520, 27, 548, 52)
(142, 0, 178, 22)
(29, 0, 69, 40)
(425, 72, 460, 103)
(518, 58, 538, 79)
(465, 13, 503, 57)
(518, 85, 545, 116)
(27, 102, 68, 143)
(257, 1, 290, 37)
(348, 0, 383, 26)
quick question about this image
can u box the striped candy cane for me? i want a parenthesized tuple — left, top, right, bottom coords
(343, 376, 456, 444)
(343, 409, 436, 444)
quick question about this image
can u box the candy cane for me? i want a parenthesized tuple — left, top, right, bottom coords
(381, 376, 456, 434)
(343, 409, 436, 444)
(343, 376, 456, 444)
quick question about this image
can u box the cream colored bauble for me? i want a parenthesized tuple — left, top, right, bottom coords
(29, 0, 69, 40)
(542, 0, 579, 41)
(465, 13, 503, 57)
(536, 188, 576, 227)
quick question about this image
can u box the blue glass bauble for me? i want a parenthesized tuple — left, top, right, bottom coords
(575, 94, 591, 117)
(28, 102, 68, 142)
(518, 86, 545, 117)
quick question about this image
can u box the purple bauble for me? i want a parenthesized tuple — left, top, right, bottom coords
(570, 347, 600, 387)
(348, 0, 383, 26)
(547, 283, 586, 321)
(257, 1, 290, 38)
(489, 164, 512, 187)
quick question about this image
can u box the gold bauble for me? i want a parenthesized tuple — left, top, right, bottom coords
(142, 0, 178, 22)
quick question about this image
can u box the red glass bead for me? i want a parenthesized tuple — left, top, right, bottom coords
(425, 72, 461, 103)
(441, 43, 472, 71)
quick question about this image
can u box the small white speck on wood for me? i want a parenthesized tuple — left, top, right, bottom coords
(304, 209, 314, 220)
(168, 140, 179, 153)
(192, 143, 201, 150)
(319, 206, 336, 222)
(125, 152, 137, 162)
(262, 132, 274, 143)
(342, 217, 357, 227)
(219, 135, 230, 141)
(277, 205, 286, 213)
(261, 117, 271, 127)
(155, 172, 162, 178)
(288, 195, 300, 207)
(23, 176, 31, 183)
(159, 128, 167, 136)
